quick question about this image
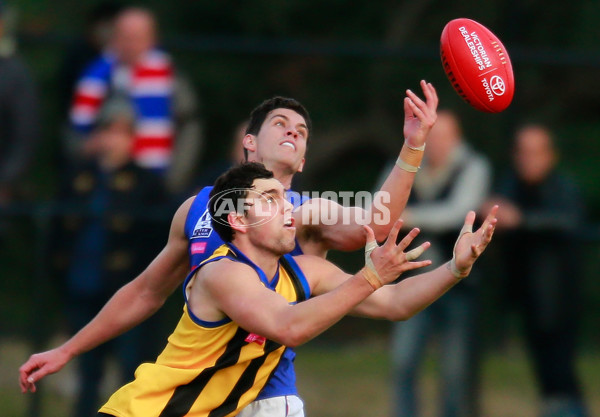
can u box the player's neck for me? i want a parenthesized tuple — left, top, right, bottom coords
(232, 239, 280, 279)
(266, 162, 295, 189)
(261, 164, 294, 189)
(247, 156, 295, 189)
(273, 171, 293, 189)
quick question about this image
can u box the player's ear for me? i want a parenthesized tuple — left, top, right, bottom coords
(228, 211, 249, 234)
(297, 157, 305, 173)
(243, 134, 256, 154)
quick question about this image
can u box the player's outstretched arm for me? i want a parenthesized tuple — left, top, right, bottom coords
(19, 197, 195, 393)
(352, 205, 498, 320)
(295, 81, 438, 257)
(368, 80, 438, 241)
(195, 220, 429, 348)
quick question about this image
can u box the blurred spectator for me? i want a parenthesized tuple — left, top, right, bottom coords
(50, 95, 168, 417)
(189, 118, 247, 195)
(376, 109, 491, 417)
(0, 1, 40, 207)
(483, 124, 589, 417)
(67, 6, 203, 196)
(57, 1, 124, 118)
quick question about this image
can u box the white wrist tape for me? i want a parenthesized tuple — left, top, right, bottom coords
(405, 142, 426, 151)
(450, 222, 473, 279)
(364, 240, 384, 288)
(395, 157, 419, 173)
(396, 142, 425, 173)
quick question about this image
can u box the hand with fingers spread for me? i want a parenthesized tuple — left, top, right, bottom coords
(361, 218, 432, 288)
(449, 205, 499, 279)
(403, 80, 439, 149)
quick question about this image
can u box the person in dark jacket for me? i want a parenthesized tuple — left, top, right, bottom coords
(485, 124, 589, 417)
(0, 1, 39, 207)
(51, 96, 169, 417)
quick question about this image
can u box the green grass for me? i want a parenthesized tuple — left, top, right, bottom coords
(2, 335, 599, 417)
(295, 337, 600, 417)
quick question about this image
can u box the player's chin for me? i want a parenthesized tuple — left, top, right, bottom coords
(277, 237, 297, 256)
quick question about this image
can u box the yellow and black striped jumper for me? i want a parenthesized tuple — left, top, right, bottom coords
(99, 243, 310, 417)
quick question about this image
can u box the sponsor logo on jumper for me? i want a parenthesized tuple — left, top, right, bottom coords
(191, 241, 207, 254)
(192, 209, 213, 238)
(245, 333, 267, 345)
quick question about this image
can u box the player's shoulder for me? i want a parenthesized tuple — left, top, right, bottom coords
(199, 257, 254, 280)
(292, 253, 332, 271)
(177, 185, 215, 214)
(174, 194, 197, 220)
(169, 194, 201, 239)
(197, 257, 257, 291)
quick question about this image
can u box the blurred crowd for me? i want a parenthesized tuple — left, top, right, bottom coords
(378, 112, 589, 417)
(1, 3, 207, 417)
(0, 2, 593, 417)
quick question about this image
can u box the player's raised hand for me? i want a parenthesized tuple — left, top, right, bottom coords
(403, 80, 438, 149)
(363, 218, 432, 286)
(450, 205, 498, 278)
(19, 346, 72, 393)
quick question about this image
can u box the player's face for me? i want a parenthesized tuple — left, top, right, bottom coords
(244, 178, 296, 255)
(249, 108, 308, 174)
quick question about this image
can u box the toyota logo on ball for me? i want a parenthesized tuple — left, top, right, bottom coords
(490, 75, 506, 96)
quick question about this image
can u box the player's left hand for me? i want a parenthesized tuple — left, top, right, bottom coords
(451, 205, 498, 278)
(403, 80, 438, 148)
(19, 346, 72, 393)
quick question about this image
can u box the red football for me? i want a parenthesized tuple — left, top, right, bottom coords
(440, 18, 514, 113)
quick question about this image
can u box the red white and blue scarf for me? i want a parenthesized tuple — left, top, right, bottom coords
(70, 49, 174, 170)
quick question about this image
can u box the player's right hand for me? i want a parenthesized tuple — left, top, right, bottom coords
(364, 218, 432, 285)
(19, 346, 72, 393)
(403, 80, 438, 149)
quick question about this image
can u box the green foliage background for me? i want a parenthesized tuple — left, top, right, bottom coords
(3, 0, 600, 347)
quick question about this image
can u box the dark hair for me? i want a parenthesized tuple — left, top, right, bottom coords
(209, 162, 274, 242)
(244, 96, 312, 160)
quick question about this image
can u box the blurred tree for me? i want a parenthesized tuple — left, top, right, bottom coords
(4, 0, 599, 350)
